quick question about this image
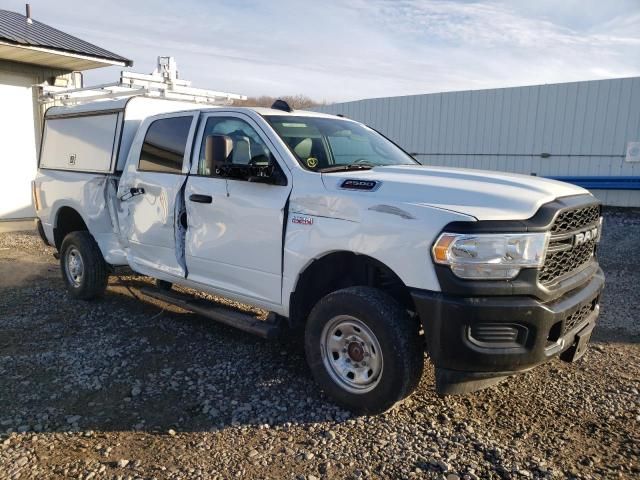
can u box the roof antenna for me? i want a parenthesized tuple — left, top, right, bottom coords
(25, 4, 33, 24)
(271, 99, 293, 112)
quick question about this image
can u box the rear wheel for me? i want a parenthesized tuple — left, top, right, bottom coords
(305, 286, 424, 414)
(60, 231, 108, 300)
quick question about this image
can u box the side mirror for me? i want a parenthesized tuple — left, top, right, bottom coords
(203, 135, 233, 175)
(246, 154, 278, 184)
(203, 135, 286, 186)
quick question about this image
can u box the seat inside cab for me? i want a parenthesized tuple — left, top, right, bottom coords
(275, 124, 330, 170)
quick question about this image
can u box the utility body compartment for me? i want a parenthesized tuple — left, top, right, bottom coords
(40, 112, 122, 172)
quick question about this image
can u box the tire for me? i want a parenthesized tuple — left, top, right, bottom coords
(60, 231, 109, 300)
(305, 286, 424, 414)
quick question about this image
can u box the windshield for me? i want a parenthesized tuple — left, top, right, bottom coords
(264, 115, 417, 172)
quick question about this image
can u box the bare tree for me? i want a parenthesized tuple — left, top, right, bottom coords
(237, 94, 326, 109)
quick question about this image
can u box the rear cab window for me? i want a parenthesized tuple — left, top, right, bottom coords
(138, 116, 193, 173)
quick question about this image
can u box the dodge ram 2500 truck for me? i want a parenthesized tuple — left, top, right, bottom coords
(33, 96, 605, 414)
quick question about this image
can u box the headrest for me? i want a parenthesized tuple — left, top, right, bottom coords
(293, 138, 312, 159)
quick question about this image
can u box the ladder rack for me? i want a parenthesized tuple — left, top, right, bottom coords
(39, 56, 247, 106)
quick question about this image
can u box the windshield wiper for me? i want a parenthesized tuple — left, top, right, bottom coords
(318, 163, 376, 173)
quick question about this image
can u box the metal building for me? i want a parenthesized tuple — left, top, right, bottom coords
(313, 77, 640, 207)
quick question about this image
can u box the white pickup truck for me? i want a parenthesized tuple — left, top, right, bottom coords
(33, 96, 605, 413)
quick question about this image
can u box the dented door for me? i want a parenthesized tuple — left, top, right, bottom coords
(117, 112, 198, 278)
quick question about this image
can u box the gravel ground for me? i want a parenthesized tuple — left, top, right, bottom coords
(0, 209, 639, 480)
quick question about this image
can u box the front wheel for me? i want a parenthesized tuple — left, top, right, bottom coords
(60, 231, 109, 300)
(305, 286, 424, 414)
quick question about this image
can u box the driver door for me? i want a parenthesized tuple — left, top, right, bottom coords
(184, 112, 292, 307)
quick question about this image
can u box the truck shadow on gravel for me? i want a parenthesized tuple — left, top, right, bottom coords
(0, 271, 360, 435)
(1, 264, 638, 440)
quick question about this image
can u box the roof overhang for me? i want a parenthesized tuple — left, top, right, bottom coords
(0, 40, 130, 71)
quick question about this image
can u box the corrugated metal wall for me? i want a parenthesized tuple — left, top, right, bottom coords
(313, 77, 640, 207)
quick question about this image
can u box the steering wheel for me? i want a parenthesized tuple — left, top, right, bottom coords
(353, 158, 371, 165)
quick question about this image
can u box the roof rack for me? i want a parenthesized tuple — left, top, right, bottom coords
(39, 56, 247, 106)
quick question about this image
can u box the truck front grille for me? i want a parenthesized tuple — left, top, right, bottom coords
(539, 204, 601, 287)
(550, 204, 600, 235)
(539, 239, 596, 284)
(563, 299, 598, 335)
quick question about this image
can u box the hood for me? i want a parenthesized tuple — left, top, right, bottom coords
(322, 165, 589, 221)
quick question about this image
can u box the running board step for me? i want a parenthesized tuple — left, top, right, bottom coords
(139, 287, 281, 339)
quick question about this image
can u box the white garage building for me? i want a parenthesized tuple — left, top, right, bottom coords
(0, 7, 131, 221)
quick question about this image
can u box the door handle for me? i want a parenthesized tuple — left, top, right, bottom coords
(189, 193, 213, 204)
(120, 186, 145, 201)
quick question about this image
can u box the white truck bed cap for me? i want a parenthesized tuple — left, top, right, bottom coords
(45, 96, 206, 118)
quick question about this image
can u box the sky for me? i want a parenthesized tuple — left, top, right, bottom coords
(5, 0, 640, 102)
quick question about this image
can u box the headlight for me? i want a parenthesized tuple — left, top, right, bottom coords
(432, 232, 549, 280)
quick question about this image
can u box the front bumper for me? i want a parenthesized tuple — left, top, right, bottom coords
(411, 268, 605, 394)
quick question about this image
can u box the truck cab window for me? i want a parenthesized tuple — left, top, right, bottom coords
(198, 117, 276, 177)
(139, 116, 192, 173)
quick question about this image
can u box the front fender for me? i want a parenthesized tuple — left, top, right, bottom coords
(282, 204, 474, 313)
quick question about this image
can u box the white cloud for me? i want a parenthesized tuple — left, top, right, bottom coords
(6, 0, 640, 101)
(342, 0, 640, 95)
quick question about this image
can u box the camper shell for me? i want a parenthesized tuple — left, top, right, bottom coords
(40, 97, 204, 173)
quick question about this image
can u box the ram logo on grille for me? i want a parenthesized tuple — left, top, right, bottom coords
(574, 226, 598, 246)
(539, 205, 602, 286)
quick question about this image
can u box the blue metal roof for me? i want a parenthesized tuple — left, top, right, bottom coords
(0, 9, 132, 66)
